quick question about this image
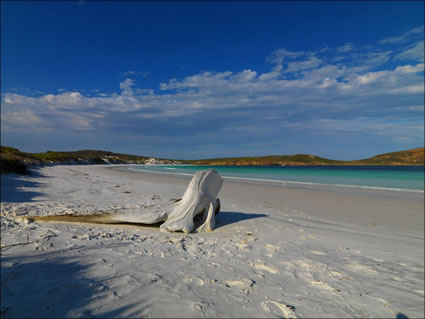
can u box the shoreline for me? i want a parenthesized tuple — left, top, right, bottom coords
(123, 165, 425, 194)
(108, 165, 424, 236)
(1, 164, 424, 318)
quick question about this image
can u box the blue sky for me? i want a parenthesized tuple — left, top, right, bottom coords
(1, 1, 424, 160)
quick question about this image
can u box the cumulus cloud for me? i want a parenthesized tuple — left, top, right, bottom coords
(394, 63, 425, 73)
(356, 71, 389, 84)
(1, 28, 424, 150)
(119, 78, 135, 95)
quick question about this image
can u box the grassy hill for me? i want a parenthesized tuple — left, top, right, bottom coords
(187, 147, 424, 166)
(32, 149, 150, 164)
(0, 146, 43, 174)
(0, 146, 179, 174)
(187, 154, 342, 166)
(351, 147, 424, 166)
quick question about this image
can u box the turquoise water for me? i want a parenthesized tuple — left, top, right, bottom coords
(131, 165, 424, 192)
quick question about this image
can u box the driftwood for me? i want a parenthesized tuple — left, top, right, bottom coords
(160, 168, 223, 233)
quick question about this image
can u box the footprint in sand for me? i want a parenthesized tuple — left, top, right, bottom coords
(309, 280, 339, 295)
(224, 278, 255, 290)
(184, 276, 205, 286)
(265, 244, 280, 253)
(347, 262, 377, 274)
(191, 300, 216, 316)
(253, 262, 280, 274)
(261, 300, 297, 318)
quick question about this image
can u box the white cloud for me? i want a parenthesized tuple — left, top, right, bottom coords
(134, 88, 154, 95)
(1, 35, 424, 147)
(302, 64, 345, 84)
(232, 69, 257, 82)
(394, 41, 425, 62)
(394, 63, 425, 73)
(285, 55, 322, 73)
(3, 59, 423, 128)
(356, 71, 389, 84)
(122, 70, 149, 78)
(393, 105, 424, 112)
(56, 92, 82, 105)
(3, 110, 44, 125)
(119, 78, 135, 95)
(267, 48, 305, 65)
(379, 26, 424, 44)
(336, 43, 353, 53)
(160, 71, 233, 90)
(282, 117, 424, 141)
(317, 77, 337, 88)
(66, 112, 91, 129)
(390, 85, 424, 94)
(364, 50, 392, 66)
(258, 64, 283, 81)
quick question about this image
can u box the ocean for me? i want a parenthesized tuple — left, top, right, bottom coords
(130, 165, 424, 192)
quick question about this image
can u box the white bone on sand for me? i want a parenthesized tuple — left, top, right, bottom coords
(114, 168, 223, 233)
(159, 168, 223, 233)
(21, 169, 223, 234)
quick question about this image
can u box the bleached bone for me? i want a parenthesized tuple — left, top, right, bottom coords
(159, 168, 223, 233)
(20, 169, 223, 234)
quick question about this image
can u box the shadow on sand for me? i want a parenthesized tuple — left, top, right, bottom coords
(1, 253, 96, 318)
(215, 211, 268, 229)
(1, 247, 150, 318)
(1, 169, 48, 203)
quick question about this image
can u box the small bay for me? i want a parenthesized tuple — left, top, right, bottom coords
(131, 165, 424, 192)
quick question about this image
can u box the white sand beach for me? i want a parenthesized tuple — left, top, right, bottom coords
(1, 165, 424, 318)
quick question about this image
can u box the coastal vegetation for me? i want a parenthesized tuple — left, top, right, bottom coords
(1, 145, 423, 175)
(0, 146, 178, 174)
(0, 146, 42, 174)
(188, 154, 341, 166)
(187, 147, 424, 166)
(350, 147, 425, 165)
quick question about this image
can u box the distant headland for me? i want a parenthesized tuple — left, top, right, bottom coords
(188, 147, 424, 166)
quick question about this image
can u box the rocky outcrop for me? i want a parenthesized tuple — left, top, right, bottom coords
(144, 157, 181, 165)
